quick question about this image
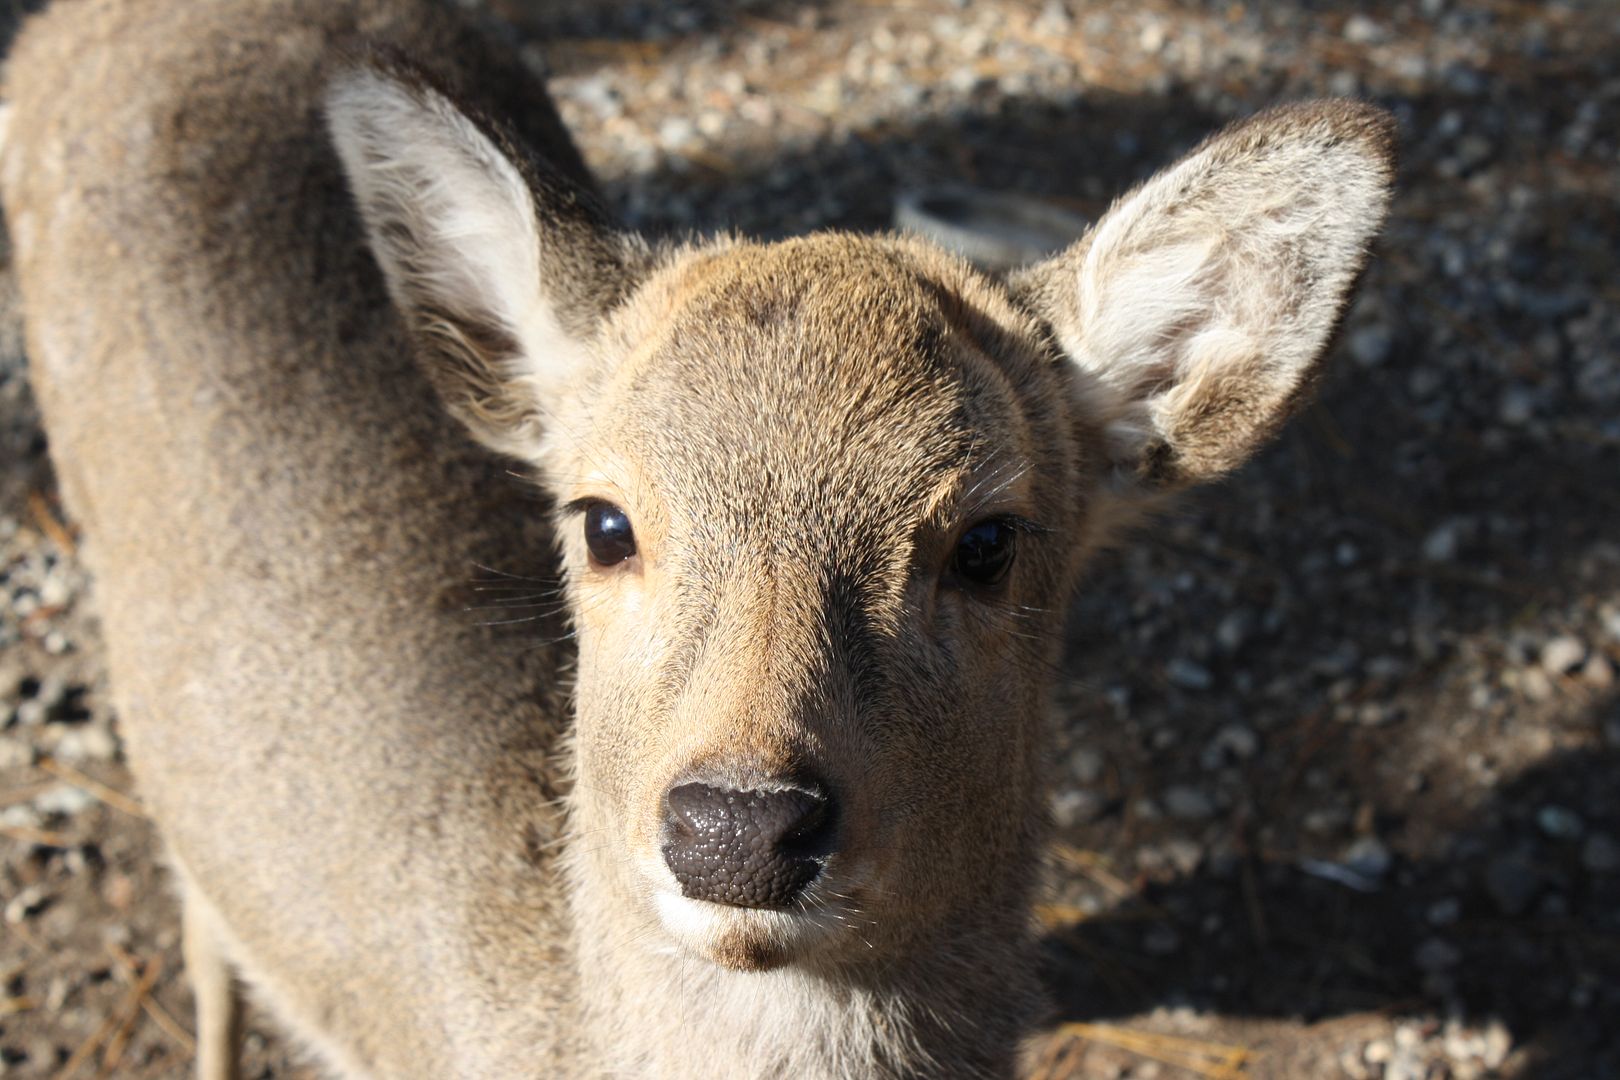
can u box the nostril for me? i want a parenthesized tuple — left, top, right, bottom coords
(662, 781, 839, 909)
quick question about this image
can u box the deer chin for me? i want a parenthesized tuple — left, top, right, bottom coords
(649, 888, 861, 973)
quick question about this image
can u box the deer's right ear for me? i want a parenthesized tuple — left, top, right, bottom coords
(1013, 101, 1394, 504)
(326, 63, 640, 460)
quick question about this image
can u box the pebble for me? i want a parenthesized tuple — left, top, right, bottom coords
(1423, 523, 1460, 562)
(1068, 746, 1105, 785)
(4, 883, 51, 924)
(52, 725, 120, 763)
(1579, 653, 1613, 689)
(1163, 785, 1216, 820)
(1498, 385, 1536, 425)
(1342, 836, 1393, 881)
(0, 734, 33, 769)
(1581, 834, 1620, 873)
(1141, 924, 1182, 956)
(1344, 14, 1384, 44)
(1518, 666, 1555, 702)
(1414, 937, 1462, 972)
(1051, 787, 1107, 828)
(1214, 609, 1253, 653)
(1484, 853, 1541, 916)
(1535, 805, 1583, 840)
(1426, 897, 1462, 926)
(1347, 322, 1394, 367)
(1200, 723, 1259, 769)
(33, 783, 95, 818)
(1539, 635, 1586, 675)
(1165, 658, 1214, 691)
(1159, 837, 1204, 876)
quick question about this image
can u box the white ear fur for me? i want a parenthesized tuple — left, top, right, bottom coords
(327, 66, 588, 460)
(328, 68, 544, 345)
(1031, 101, 1395, 489)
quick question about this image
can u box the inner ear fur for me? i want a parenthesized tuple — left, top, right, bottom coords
(325, 53, 646, 461)
(1013, 100, 1397, 492)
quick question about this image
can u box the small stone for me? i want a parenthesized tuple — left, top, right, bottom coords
(1165, 658, 1213, 691)
(1342, 836, 1393, 881)
(1344, 14, 1383, 43)
(1160, 838, 1204, 876)
(1580, 654, 1613, 689)
(1581, 834, 1620, 873)
(1215, 610, 1253, 653)
(103, 872, 136, 911)
(1069, 747, 1105, 785)
(1303, 807, 1351, 835)
(0, 735, 33, 769)
(1518, 666, 1555, 702)
(656, 116, 697, 151)
(1498, 385, 1535, 426)
(0, 804, 43, 830)
(1414, 936, 1461, 972)
(1540, 635, 1586, 675)
(1356, 701, 1403, 727)
(1481, 1022, 1511, 1068)
(1423, 523, 1459, 562)
(1031, 0, 1072, 37)
(33, 783, 95, 818)
(52, 726, 120, 764)
(1426, 896, 1461, 926)
(1138, 19, 1166, 53)
(1484, 854, 1540, 916)
(4, 883, 51, 924)
(1142, 924, 1181, 956)
(1339, 1044, 1374, 1080)
(1202, 724, 1260, 768)
(1536, 805, 1583, 840)
(1163, 785, 1216, 820)
(1346, 322, 1394, 367)
(1051, 788, 1107, 828)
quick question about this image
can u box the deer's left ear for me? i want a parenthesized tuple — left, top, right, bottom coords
(1013, 101, 1396, 494)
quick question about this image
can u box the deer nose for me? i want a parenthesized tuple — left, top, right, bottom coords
(661, 781, 837, 909)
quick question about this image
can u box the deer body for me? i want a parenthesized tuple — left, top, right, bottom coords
(1, 1, 1394, 1077)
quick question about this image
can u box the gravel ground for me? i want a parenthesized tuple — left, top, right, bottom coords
(2, 0, 1618, 1077)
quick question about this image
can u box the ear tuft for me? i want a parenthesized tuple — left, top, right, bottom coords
(1017, 100, 1396, 494)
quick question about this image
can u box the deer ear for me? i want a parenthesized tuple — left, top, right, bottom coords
(1015, 101, 1395, 495)
(326, 62, 642, 461)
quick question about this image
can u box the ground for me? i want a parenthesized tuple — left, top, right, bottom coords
(2, 0, 1618, 1077)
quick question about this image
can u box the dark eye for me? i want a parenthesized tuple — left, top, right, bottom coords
(584, 502, 637, 567)
(952, 519, 1017, 587)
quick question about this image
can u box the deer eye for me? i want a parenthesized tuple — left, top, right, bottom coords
(952, 519, 1017, 587)
(583, 502, 637, 567)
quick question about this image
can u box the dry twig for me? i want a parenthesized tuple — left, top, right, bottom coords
(36, 758, 146, 818)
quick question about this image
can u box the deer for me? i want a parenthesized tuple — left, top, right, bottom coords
(0, 0, 1394, 1076)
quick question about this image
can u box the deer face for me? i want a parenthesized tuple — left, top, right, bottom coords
(328, 67, 1393, 971)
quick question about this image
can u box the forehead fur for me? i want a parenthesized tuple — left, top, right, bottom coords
(594, 233, 1055, 531)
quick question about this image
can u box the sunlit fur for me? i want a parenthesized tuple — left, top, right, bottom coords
(2, 0, 1393, 1075)
(332, 56, 1391, 1078)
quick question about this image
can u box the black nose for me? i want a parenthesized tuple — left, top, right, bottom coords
(661, 781, 837, 909)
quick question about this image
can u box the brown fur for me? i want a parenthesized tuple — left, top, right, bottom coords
(1, 1, 1394, 1076)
